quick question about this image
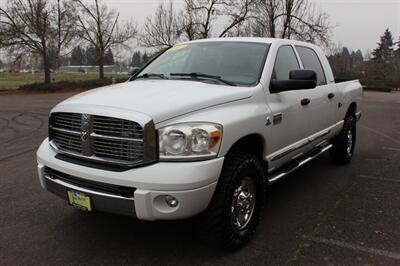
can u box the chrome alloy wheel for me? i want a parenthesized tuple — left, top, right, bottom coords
(231, 177, 256, 230)
(346, 129, 353, 156)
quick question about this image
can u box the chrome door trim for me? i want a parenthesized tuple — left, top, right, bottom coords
(266, 120, 344, 162)
(268, 138, 309, 162)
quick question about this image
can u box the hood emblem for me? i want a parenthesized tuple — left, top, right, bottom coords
(81, 114, 90, 141)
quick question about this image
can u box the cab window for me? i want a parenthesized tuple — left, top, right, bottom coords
(272, 45, 300, 81)
(295, 46, 326, 85)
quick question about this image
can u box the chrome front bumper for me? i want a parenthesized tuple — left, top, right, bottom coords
(43, 171, 136, 216)
(37, 139, 223, 220)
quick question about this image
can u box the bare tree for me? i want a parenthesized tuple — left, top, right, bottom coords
(251, 0, 281, 37)
(225, 21, 253, 37)
(75, 0, 137, 79)
(139, 1, 180, 49)
(218, 0, 256, 38)
(250, 0, 331, 46)
(0, 0, 53, 83)
(177, 1, 202, 41)
(281, 0, 330, 45)
(52, 0, 77, 70)
(181, 0, 255, 39)
(0, 0, 79, 83)
(184, 0, 218, 39)
(139, 0, 255, 49)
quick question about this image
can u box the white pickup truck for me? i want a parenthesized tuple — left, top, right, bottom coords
(37, 38, 362, 249)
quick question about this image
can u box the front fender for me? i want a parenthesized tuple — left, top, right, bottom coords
(155, 94, 269, 159)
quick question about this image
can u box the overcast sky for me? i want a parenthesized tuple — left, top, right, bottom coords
(0, 0, 399, 58)
(103, 0, 400, 54)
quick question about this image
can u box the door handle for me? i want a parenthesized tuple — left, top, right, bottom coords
(301, 98, 311, 106)
(328, 93, 335, 99)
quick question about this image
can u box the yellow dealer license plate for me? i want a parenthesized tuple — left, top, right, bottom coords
(67, 190, 92, 211)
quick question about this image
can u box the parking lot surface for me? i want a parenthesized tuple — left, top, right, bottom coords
(1, 90, 399, 265)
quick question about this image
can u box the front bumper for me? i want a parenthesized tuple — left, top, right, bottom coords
(37, 139, 224, 220)
(42, 171, 137, 216)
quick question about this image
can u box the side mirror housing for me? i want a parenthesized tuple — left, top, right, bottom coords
(270, 70, 317, 93)
(289, 69, 317, 81)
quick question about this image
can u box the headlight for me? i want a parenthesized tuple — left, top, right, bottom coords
(159, 122, 222, 161)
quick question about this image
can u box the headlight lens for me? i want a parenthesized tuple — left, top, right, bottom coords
(163, 129, 187, 155)
(159, 122, 222, 161)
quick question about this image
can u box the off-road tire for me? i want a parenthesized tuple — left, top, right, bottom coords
(330, 115, 356, 164)
(198, 153, 266, 250)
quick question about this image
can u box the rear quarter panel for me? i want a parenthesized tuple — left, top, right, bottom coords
(336, 80, 363, 120)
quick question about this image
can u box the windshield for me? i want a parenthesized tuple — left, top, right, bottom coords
(137, 42, 270, 86)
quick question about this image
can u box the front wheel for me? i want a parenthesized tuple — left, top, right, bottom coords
(198, 153, 265, 250)
(330, 115, 356, 164)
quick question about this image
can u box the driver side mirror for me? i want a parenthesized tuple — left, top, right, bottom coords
(270, 70, 317, 93)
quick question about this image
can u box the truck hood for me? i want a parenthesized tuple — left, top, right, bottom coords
(56, 80, 254, 123)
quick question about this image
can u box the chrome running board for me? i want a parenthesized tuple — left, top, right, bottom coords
(268, 144, 333, 184)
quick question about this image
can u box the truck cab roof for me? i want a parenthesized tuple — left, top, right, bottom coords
(180, 37, 322, 50)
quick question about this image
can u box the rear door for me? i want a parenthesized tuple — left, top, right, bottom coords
(295, 46, 338, 132)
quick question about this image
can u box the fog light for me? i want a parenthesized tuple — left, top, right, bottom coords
(165, 195, 179, 208)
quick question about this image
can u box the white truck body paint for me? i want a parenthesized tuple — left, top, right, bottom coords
(58, 79, 254, 124)
(36, 37, 362, 220)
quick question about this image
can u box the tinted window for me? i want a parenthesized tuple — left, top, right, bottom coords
(273, 46, 300, 80)
(296, 46, 326, 85)
(139, 42, 270, 86)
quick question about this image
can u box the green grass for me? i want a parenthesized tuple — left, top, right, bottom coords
(0, 72, 127, 90)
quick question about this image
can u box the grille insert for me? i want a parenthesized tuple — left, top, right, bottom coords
(52, 112, 82, 132)
(93, 138, 144, 161)
(51, 130, 82, 153)
(93, 115, 143, 139)
(49, 112, 149, 166)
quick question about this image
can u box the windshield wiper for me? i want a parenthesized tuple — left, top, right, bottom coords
(170, 72, 236, 86)
(135, 73, 168, 80)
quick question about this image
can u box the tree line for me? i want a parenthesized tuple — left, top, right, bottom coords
(140, 0, 331, 49)
(1, 0, 398, 89)
(0, 0, 332, 84)
(69, 45, 114, 66)
(328, 28, 400, 88)
(0, 0, 136, 83)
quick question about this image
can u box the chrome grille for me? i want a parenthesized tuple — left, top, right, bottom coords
(93, 137, 144, 161)
(49, 112, 155, 167)
(93, 115, 143, 139)
(51, 130, 82, 153)
(52, 112, 82, 132)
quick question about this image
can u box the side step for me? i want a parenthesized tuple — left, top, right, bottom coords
(267, 144, 333, 184)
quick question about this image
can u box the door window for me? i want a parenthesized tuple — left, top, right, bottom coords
(295, 46, 326, 85)
(273, 45, 300, 81)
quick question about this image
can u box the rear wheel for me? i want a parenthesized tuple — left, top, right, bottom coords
(198, 153, 265, 250)
(330, 115, 356, 164)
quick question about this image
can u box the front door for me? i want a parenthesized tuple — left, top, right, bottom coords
(264, 45, 315, 169)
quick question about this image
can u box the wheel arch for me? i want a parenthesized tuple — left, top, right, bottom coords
(224, 134, 267, 168)
(346, 102, 357, 118)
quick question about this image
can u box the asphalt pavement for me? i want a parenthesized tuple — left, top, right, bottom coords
(1, 90, 399, 265)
